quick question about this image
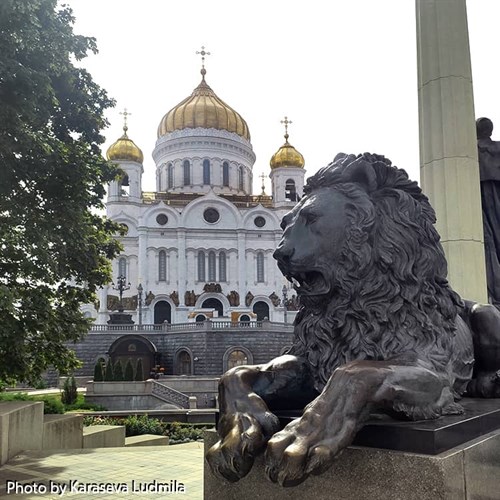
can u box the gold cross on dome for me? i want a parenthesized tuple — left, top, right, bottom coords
(281, 116, 292, 135)
(196, 45, 211, 69)
(119, 108, 131, 131)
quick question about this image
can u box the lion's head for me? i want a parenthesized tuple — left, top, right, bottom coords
(274, 153, 462, 392)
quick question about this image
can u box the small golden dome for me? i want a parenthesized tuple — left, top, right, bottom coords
(157, 71, 251, 141)
(270, 134, 305, 169)
(106, 126, 144, 163)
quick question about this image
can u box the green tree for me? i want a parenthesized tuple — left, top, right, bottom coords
(124, 358, 134, 381)
(93, 360, 104, 382)
(61, 375, 77, 405)
(135, 358, 144, 381)
(0, 0, 122, 386)
(113, 360, 124, 381)
(104, 359, 114, 382)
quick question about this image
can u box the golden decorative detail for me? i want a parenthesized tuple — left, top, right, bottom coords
(270, 115, 304, 169)
(107, 110, 144, 163)
(157, 75, 250, 140)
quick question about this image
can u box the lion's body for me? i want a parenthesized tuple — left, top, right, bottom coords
(283, 154, 475, 394)
(207, 153, 500, 487)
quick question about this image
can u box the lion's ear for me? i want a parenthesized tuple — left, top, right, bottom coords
(341, 157, 378, 192)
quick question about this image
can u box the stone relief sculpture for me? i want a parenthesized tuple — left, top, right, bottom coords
(207, 152, 500, 486)
(477, 117, 500, 307)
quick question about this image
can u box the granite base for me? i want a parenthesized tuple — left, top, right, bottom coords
(204, 428, 500, 500)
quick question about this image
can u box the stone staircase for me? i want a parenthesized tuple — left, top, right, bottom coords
(0, 401, 169, 466)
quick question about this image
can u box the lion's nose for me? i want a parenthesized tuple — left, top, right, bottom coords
(273, 245, 294, 263)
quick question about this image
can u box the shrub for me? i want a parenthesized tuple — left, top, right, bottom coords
(104, 359, 113, 381)
(135, 359, 144, 381)
(113, 360, 124, 381)
(0, 392, 64, 414)
(61, 376, 77, 405)
(124, 359, 134, 381)
(93, 361, 104, 382)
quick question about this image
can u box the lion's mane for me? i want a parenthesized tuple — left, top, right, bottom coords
(288, 153, 463, 393)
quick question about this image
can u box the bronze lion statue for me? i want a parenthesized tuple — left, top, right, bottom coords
(206, 153, 500, 486)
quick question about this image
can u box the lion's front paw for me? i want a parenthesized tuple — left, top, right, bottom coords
(265, 412, 356, 487)
(206, 411, 279, 482)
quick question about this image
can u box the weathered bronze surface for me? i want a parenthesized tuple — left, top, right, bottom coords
(477, 117, 500, 307)
(206, 153, 500, 487)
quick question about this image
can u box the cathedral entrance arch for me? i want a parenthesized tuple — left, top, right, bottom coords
(108, 335, 156, 380)
(202, 298, 223, 317)
(154, 300, 171, 324)
(253, 301, 270, 321)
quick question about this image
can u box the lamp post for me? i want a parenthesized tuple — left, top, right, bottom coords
(282, 285, 288, 324)
(112, 275, 130, 312)
(137, 283, 143, 326)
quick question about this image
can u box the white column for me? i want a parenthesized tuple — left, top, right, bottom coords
(137, 227, 148, 287)
(416, 0, 487, 302)
(237, 231, 246, 302)
(177, 229, 187, 306)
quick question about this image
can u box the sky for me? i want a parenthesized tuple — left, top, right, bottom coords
(67, 0, 500, 194)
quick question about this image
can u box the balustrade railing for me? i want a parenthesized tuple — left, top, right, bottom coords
(151, 381, 190, 409)
(89, 320, 294, 333)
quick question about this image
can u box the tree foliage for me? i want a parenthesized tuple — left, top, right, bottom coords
(124, 358, 134, 381)
(113, 360, 124, 381)
(61, 375, 77, 405)
(0, 0, 122, 386)
(135, 358, 144, 381)
(93, 360, 104, 382)
(104, 359, 114, 382)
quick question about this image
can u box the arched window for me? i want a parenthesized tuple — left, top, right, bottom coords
(203, 159, 211, 185)
(228, 350, 248, 369)
(238, 166, 244, 191)
(256, 252, 265, 282)
(167, 163, 174, 189)
(198, 251, 205, 282)
(253, 301, 270, 321)
(222, 162, 229, 187)
(119, 174, 130, 197)
(158, 250, 166, 281)
(118, 257, 127, 279)
(208, 251, 216, 281)
(285, 179, 297, 201)
(183, 160, 191, 186)
(219, 252, 227, 282)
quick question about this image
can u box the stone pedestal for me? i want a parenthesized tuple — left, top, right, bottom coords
(416, 0, 487, 303)
(204, 429, 500, 500)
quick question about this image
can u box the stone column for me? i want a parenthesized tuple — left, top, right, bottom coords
(137, 226, 148, 286)
(416, 0, 487, 302)
(177, 229, 187, 306)
(237, 230, 247, 302)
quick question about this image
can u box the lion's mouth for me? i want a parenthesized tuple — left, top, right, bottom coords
(286, 270, 329, 296)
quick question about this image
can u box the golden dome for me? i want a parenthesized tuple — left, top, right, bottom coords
(157, 70, 251, 141)
(106, 126, 144, 163)
(270, 133, 305, 169)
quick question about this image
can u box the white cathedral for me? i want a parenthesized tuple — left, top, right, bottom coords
(86, 61, 305, 327)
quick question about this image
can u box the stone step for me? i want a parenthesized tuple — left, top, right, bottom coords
(82, 425, 125, 448)
(43, 414, 83, 450)
(125, 434, 169, 447)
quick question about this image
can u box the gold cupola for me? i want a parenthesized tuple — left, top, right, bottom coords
(157, 68, 251, 141)
(106, 122, 144, 164)
(270, 117, 304, 169)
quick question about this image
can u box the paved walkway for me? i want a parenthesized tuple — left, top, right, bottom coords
(0, 442, 203, 499)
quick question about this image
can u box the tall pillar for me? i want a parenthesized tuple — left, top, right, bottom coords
(237, 231, 247, 302)
(177, 229, 187, 306)
(416, 0, 487, 302)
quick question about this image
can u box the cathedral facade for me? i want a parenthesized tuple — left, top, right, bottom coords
(84, 65, 306, 328)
